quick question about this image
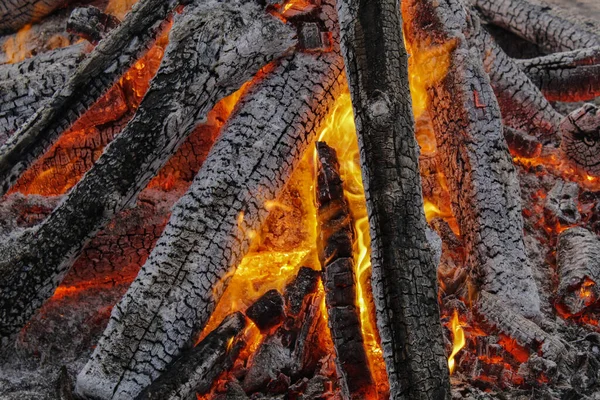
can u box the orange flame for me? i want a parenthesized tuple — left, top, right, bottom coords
(448, 309, 465, 374)
(4, 24, 33, 63)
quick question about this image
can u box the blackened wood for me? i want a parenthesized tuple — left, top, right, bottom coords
(470, 0, 600, 52)
(503, 127, 542, 159)
(559, 103, 600, 177)
(283, 266, 320, 316)
(544, 180, 581, 226)
(55, 366, 74, 400)
(403, 0, 541, 318)
(0, 1, 295, 350)
(315, 141, 375, 400)
(245, 289, 285, 332)
(557, 227, 600, 315)
(517, 47, 600, 102)
(336, 0, 451, 398)
(67, 6, 120, 44)
(0, 0, 75, 32)
(0, 0, 178, 196)
(136, 312, 246, 400)
(76, 30, 345, 400)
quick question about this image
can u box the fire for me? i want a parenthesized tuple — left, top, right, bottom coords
(4, 24, 34, 63)
(105, 0, 139, 19)
(447, 310, 466, 374)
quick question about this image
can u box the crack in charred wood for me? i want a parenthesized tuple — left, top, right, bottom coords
(0, 0, 76, 32)
(0, 0, 295, 351)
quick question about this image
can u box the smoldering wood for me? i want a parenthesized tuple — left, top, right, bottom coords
(0, 0, 179, 196)
(55, 366, 74, 400)
(245, 289, 285, 332)
(403, 0, 541, 318)
(75, 46, 346, 399)
(559, 103, 600, 177)
(503, 127, 543, 159)
(556, 227, 600, 315)
(544, 180, 581, 226)
(0, 0, 75, 32)
(0, 44, 87, 143)
(315, 141, 375, 400)
(336, 0, 451, 397)
(469, 0, 600, 52)
(66, 6, 120, 44)
(0, 0, 296, 349)
(136, 312, 246, 400)
(517, 47, 600, 102)
(283, 266, 320, 316)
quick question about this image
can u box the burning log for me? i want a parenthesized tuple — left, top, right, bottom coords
(0, 0, 75, 32)
(0, 44, 87, 142)
(245, 289, 285, 333)
(66, 6, 121, 44)
(76, 30, 345, 400)
(518, 47, 600, 102)
(336, 0, 451, 397)
(284, 266, 320, 316)
(544, 180, 581, 226)
(470, 0, 600, 53)
(314, 141, 375, 399)
(503, 127, 542, 159)
(0, 1, 296, 347)
(0, 0, 178, 196)
(556, 227, 600, 315)
(403, 0, 541, 318)
(559, 104, 600, 177)
(136, 312, 246, 400)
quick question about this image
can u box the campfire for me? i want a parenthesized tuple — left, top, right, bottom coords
(1, 0, 600, 398)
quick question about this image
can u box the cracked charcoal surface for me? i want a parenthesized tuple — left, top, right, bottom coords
(76, 45, 345, 400)
(559, 103, 600, 176)
(404, 0, 541, 318)
(0, 0, 295, 349)
(0, 0, 76, 32)
(337, 0, 451, 398)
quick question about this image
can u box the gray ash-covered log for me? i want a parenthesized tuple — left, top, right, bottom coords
(0, 0, 76, 32)
(559, 103, 600, 177)
(67, 6, 121, 44)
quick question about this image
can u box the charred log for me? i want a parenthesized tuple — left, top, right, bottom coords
(469, 0, 600, 53)
(315, 141, 375, 399)
(559, 103, 600, 177)
(504, 127, 543, 159)
(544, 180, 581, 226)
(0, 0, 75, 32)
(336, 0, 451, 397)
(67, 6, 121, 44)
(136, 312, 246, 400)
(556, 227, 600, 315)
(75, 37, 345, 400)
(0, 0, 178, 196)
(403, 0, 541, 318)
(283, 266, 320, 316)
(245, 289, 285, 333)
(0, 1, 295, 347)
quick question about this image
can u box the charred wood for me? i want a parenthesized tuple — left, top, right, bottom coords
(0, 0, 75, 32)
(469, 0, 600, 53)
(403, 0, 541, 318)
(75, 39, 345, 400)
(556, 227, 600, 315)
(504, 127, 543, 159)
(245, 289, 285, 333)
(136, 312, 246, 400)
(559, 104, 600, 177)
(315, 141, 375, 399)
(283, 266, 320, 317)
(67, 6, 120, 44)
(0, 1, 295, 349)
(544, 180, 581, 226)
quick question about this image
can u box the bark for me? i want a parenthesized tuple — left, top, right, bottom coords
(336, 0, 451, 398)
(474, 23, 562, 137)
(556, 227, 600, 315)
(315, 141, 375, 400)
(0, 44, 87, 143)
(0, 0, 178, 196)
(0, 0, 75, 32)
(135, 312, 246, 400)
(66, 6, 121, 44)
(75, 47, 346, 400)
(517, 47, 600, 102)
(559, 103, 600, 177)
(403, 0, 541, 318)
(0, 1, 295, 347)
(469, 0, 600, 53)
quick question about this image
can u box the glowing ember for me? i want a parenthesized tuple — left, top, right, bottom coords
(4, 24, 34, 63)
(448, 310, 466, 374)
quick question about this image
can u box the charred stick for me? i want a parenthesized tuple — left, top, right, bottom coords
(0, 0, 75, 32)
(283, 266, 320, 317)
(75, 15, 345, 399)
(559, 103, 600, 177)
(315, 141, 375, 399)
(503, 127, 542, 159)
(0, 1, 295, 350)
(336, 0, 451, 397)
(136, 312, 247, 400)
(67, 6, 121, 44)
(403, 0, 541, 318)
(245, 289, 285, 333)
(469, 0, 600, 52)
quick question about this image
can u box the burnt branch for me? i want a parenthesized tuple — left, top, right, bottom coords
(0, 1, 295, 348)
(66, 6, 121, 44)
(504, 127, 543, 159)
(559, 103, 600, 177)
(0, 0, 75, 32)
(336, 0, 451, 397)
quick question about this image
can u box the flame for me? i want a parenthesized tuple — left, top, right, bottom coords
(105, 0, 139, 19)
(448, 309, 465, 374)
(4, 24, 33, 63)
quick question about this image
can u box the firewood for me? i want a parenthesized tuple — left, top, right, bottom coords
(136, 312, 247, 400)
(0, 44, 87, 142)
(544, 180, 581, 226)
(283, 266, 320, 317)
(517, 47, 600, 102)
(0, 1, 296, 349)
(315, 141, 375, 399)
(503, 127, 543, 159)
(403, 0, 541, 318)
(336, 0, 451, 397)
(559, 104, 600, 177)
(75, 18, 345, 400)
(0, 0, 75, 32)
(66, 6, 121, 44)
(556, 227, 600, 315)
(0, 0, 179, 196)
(245, 289, 285, 332)
(469, 0, 600, 53)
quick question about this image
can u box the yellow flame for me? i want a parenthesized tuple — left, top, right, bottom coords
(4, 24, 33, 63)
(448, 310, 466, 374)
